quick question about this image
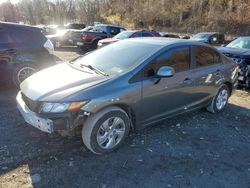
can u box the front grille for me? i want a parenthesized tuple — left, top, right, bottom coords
(21, 93, 41, 112)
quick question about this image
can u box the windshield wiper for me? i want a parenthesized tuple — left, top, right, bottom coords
(80, 64, 109, 76)
(68, 55, 83, 64)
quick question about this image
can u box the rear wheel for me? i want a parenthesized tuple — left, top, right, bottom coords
(13, 63, 37, 87)
(82, 106, 130, 155)
(206, 84, 229, 113)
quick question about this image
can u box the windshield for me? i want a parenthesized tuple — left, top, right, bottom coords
(226, 37, 250, 49)
(193, 33, 210, 39)
(72, 40, 161, 76)
(114, 31, 133, 39)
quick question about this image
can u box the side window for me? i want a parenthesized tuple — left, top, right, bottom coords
(144, 47, 190, 78)
(142, 32, 153, 37)
(195, 46, 220, 67)
(157, 47, 190, 72)
(0, 30, 13, 44)
(120, 28, 126, 32)
(132, 32, 142, 38)
(110, 27, 120, 35)
(9, 29, 29, 43)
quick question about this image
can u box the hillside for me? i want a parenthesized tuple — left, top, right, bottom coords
(0, 0, 250, 35)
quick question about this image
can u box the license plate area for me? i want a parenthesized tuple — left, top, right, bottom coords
(18, 104, 53, 133)
(76, 42, 83, 46)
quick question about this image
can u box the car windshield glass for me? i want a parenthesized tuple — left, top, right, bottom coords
(226, 37, 250, 49)
(193, 33, 210, 39)
(114, 31, 133, 39)
(72, 40, 161, 76)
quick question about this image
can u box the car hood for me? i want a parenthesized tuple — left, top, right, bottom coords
(20, 63, 109, 101)
(217, 47, 250, 56)
(99, 38, 120, 44)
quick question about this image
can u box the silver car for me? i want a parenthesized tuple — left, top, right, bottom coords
(17, 38, 238, 154)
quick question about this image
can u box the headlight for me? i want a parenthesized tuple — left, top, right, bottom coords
(41, 101, 88, 113)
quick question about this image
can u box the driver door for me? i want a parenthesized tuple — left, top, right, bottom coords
(141, 46, 199, 126)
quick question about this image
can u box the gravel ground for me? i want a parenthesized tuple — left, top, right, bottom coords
(0, 48, 250, 188)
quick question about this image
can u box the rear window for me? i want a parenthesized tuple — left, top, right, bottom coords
(195, 46, 220, 67)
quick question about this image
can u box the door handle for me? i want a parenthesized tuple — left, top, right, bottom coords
(183, 78, 193, 84)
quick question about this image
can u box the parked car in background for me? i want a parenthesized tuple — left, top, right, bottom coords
(160, 33, 180, 38)
(64, 23, 85, 30)
(17, 38, 238, 154)
(180, 35, 191, 39)
(98, 30, 161, 48)
(69, 24, 126, 50)
(192, 32, 225, 45)
(47, 29, 72, 48)
(0, 22, 55, 87)
(218, 36, 250, 88)
(41, 25, 58, 35)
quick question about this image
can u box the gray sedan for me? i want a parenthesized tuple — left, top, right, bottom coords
(17, 38, 238, 154)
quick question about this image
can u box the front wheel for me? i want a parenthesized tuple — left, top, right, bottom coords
(82, 106, 131, 155)
(206, 84, 229, 113)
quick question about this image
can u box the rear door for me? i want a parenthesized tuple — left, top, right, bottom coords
(190, 46, 223, 105)
(141, 46, 198, 125)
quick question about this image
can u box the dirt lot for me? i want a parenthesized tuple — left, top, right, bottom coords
(0, 48, 250, 188)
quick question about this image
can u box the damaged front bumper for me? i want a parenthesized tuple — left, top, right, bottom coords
(16, 92, 88, 134)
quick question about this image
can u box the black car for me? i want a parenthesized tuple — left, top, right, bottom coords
(0, 22, 55, 87)
(218, 37, 250, 88)
(64, 23, 85, 30)
(192, 32, 225, 45)
(160, 33, 180, 38)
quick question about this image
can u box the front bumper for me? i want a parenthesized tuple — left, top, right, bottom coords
(16, 92, 86, 134)
(17, 92, 54, 133)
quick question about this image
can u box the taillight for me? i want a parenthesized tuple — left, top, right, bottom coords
(81, 34, 94, 41)
(44, 39, 54, 54)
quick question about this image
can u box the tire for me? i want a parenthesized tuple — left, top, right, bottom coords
(82, 106, 131, 155)
(206, 84, 229, 113)
(12, 63, 37, 87)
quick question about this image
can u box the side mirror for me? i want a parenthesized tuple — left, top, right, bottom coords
(221, 44, 226, 47)
(156, 66, 175, 78)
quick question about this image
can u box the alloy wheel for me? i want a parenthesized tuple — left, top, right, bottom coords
(97, 117, 126, 149)
(216, 89, 228, 110)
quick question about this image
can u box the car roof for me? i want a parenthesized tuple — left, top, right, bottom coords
(96, 24, 125, 29)
(127, 37, 210, 47)
(195, 32, 221, 35)
(0, 22, 41, 31)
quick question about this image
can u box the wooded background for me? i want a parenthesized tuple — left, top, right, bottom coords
(0, 0, 250, 35)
